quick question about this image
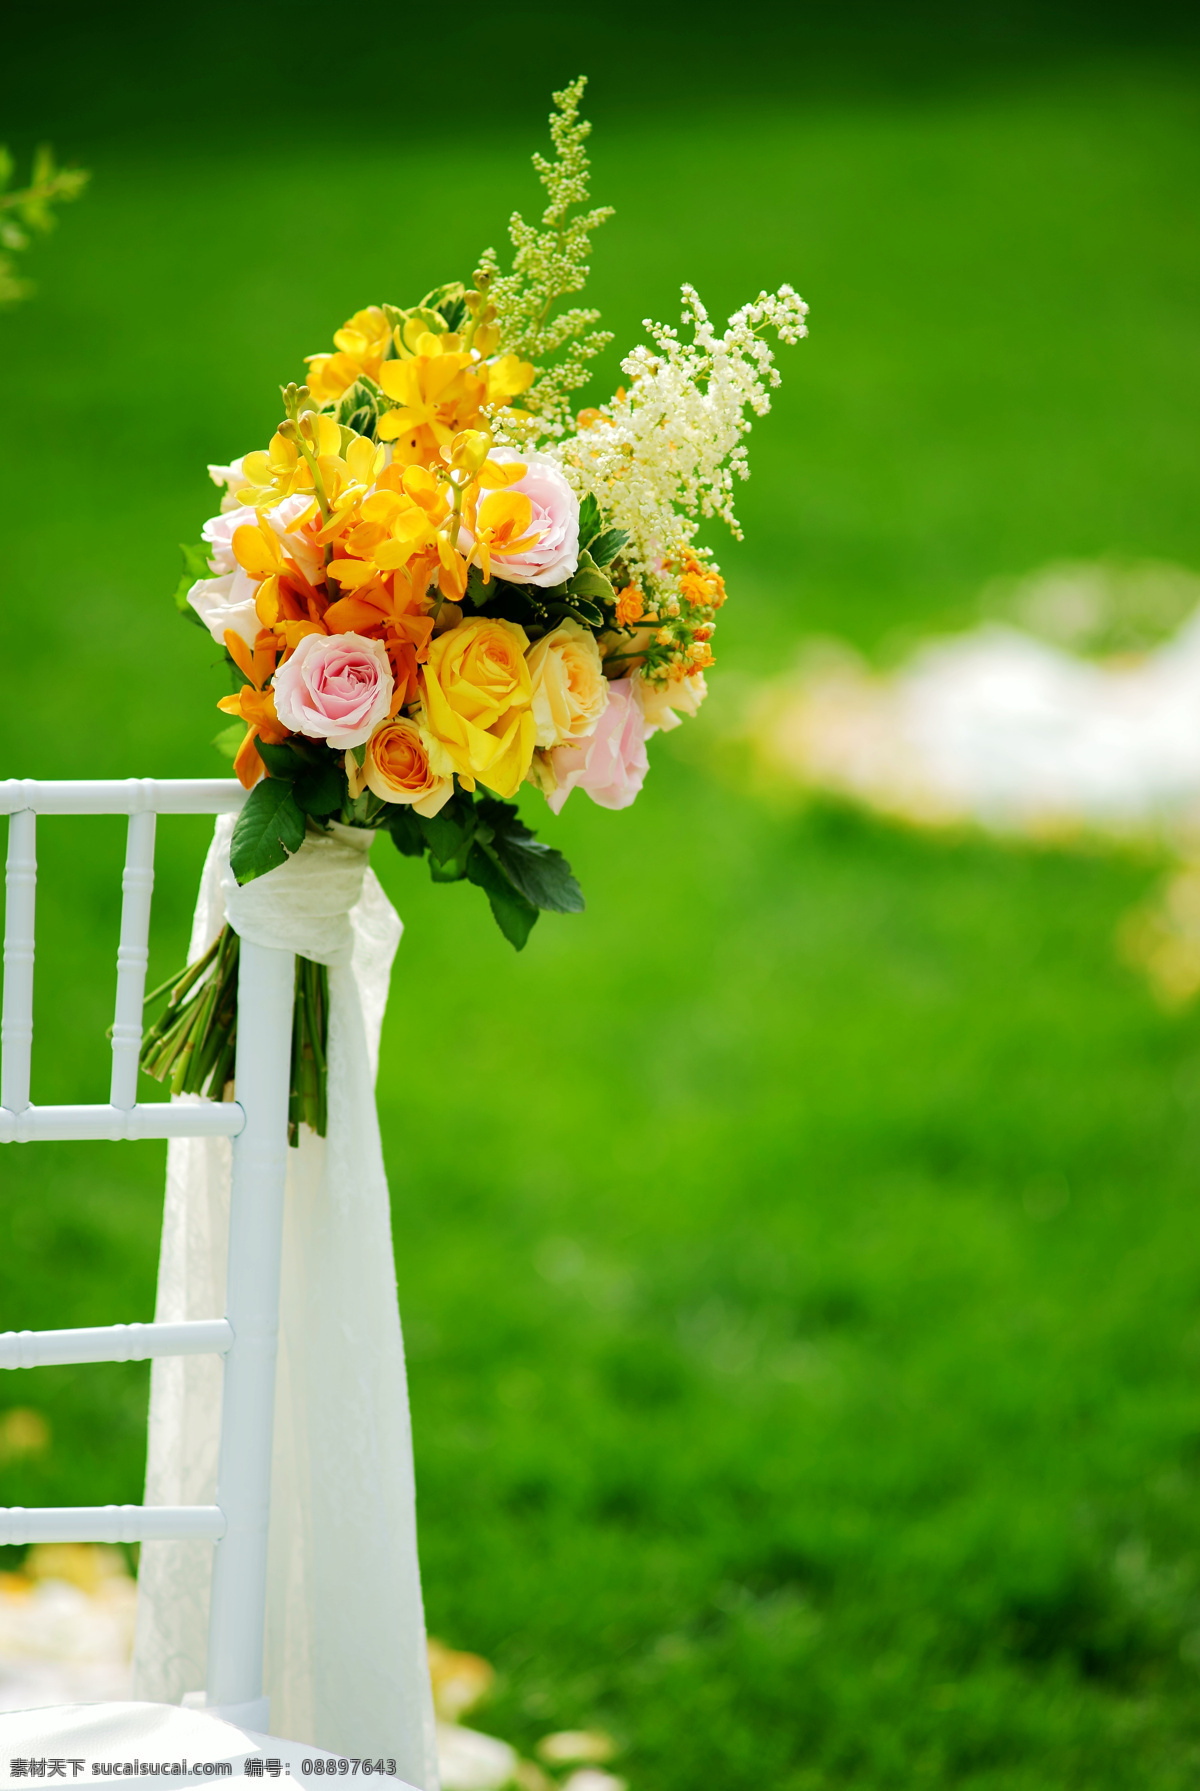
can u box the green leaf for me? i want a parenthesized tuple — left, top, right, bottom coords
(174, 541, 214, 623)
(255, 742, 299, 779)
(31, 143, 54, 191)
(384, 805, 426, 858)
(229, 779, 306, 886)
(466, 843, 540, 950)
(336, 381, 380, 435)
(476, 798, 586, 913)
(586, 526, 630, 568)
(212, 723, 244, 762)
(351, 742, 367, 768)
(423, 281, 469, 332)
(544, 596, 606, 630)
(565, 549, 615, 604)
(577, 491, 602, 548)
(428, 854, 468, 884)
(566, 570, 614, 601)
(419, 790, 476, 878)
(438, 295, 469, 333)
(180, 541, 212, 580)
(294, 759, 345, 819)
(465, 562, 499, 607)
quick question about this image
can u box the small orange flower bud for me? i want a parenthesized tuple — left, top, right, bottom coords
(615, 584, 645, 627)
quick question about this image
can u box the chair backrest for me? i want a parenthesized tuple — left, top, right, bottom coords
(0, 778, 295, 1730)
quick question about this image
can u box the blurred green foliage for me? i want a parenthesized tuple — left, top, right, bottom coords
(4, 7, 1200, 1784)
(0, 143, 89, 306)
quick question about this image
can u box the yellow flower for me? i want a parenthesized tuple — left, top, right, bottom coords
(375, 337, 535, 468)
(305, 306, 392, 405)
(231, 522, 287, 581)
(376, 336, 488, 467)
(463, 490, 544, 582)
(238, 419, 384, 539)
(330, 490, 437, 583)
(325, 464, 452, 600)
(351, 714, 453, 817)
(237, 416, 342, 514)
(421, 617, 536, 798)
(484, 353, 535, 407)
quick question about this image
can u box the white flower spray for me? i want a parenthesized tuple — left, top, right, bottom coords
(551, 283, 809, 612)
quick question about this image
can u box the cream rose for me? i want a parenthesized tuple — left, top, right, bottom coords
(525, 620, 609, 749)
(634, 668, 709, 738)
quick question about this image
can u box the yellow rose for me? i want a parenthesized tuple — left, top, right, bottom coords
(524, 619, 609, 750)
(355, 715, 454, 818)
(420, 616, 536, 798)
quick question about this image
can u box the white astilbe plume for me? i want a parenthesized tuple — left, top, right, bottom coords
(552, 283, 808, 604)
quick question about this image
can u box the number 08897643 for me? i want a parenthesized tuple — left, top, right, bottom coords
(301, 1761, 397, 1777)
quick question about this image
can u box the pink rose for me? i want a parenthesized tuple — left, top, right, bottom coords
(460, 448, 579, 587)
(272, 631, 394, 749)
(545, 676, 648, 814)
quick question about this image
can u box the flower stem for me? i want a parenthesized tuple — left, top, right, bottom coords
(141, 926, 328, 1143)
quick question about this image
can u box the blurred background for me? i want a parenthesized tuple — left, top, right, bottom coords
(4, 0, 1200, 1783)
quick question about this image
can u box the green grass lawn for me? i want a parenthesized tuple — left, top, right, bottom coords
(4, 48, 1200, 1789)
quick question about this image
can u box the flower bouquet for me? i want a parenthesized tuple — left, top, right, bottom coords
(140, 77, 806, 1136)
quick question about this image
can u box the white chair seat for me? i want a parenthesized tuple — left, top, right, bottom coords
(0, 1702, 419, 1787)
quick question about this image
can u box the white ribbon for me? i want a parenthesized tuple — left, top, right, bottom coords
(131, 818, 439, 1787)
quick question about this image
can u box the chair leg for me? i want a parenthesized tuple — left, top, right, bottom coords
(205, 937, 296, 1719)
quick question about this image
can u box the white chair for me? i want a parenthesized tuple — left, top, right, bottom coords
(0, 778, 293, 1736)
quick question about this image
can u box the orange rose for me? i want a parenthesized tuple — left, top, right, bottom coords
(358, 715, 453, 818)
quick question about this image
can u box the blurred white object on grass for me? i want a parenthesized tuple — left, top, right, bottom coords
(536, 1733, 616, 1766)
(749, 565, 1200, 837)
(0, 1544, 136, 1712)
(436, 1721, 520, 1791)
(0, 1558, 629, 1791)
(742, 561, 1200, 1004)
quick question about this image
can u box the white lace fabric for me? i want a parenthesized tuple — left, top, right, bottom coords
(131, 818, 439, 1789)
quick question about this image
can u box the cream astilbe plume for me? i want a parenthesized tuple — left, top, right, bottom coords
(482, 76, 614, 437)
